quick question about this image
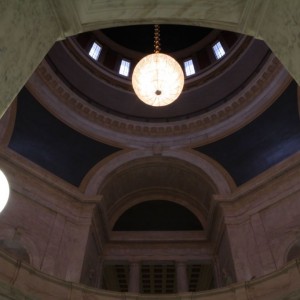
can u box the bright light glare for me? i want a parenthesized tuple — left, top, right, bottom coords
(212, 41, 225, 60)
(184, 59, 195, 76)
(132, 53, 184, 107)
(119, 59, 130, 76)
(89, 42, 102, 60)
(0, 170, 9, 213)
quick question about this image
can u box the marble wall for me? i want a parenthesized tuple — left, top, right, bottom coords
(0, 147, 96, 282)
(1, 132, 300, 286)
(218, 153, 300, 281)
(1, 1, 300, 298)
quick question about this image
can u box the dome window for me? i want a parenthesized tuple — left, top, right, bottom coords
(184, 59, 196, 76)
(88, 42, 102, 60)
(119, 59, 131, 77)
(212, 41, 225, 60)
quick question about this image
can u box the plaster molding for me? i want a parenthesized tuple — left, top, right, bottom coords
(103, 242, 213, 263)
(27, 54, 291, 148)
(109, 231, 206, 243)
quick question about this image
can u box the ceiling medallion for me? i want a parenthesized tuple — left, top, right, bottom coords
(132, 25, 184, 107)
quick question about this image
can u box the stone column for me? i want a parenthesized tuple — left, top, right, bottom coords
(128, 262, 140, 293)
(40, 213, 66, 276)
(96, 257, 104, 289)
(39, 203, 96, 283)
(250, 214, 276, 274)
(212, 256, 222, 288)
(176, 261, 188, 293)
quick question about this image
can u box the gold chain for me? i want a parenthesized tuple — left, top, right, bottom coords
(154, 24, 161, 53)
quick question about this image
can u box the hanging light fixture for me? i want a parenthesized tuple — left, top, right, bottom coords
(132, 25, 184, 107)
(0, 169, 9, 213)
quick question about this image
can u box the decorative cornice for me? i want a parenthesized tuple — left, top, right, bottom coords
(27, 52, 291, 148)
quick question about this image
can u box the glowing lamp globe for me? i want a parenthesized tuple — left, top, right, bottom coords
(0, 170, 9, 213)
(132, 53, 184, 107)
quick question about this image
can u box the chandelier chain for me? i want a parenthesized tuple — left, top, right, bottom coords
(154, 24, 161, 53)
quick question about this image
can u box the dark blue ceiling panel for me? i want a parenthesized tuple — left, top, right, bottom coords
(196, 81, 300, 185)
(9, 88, 121, 186)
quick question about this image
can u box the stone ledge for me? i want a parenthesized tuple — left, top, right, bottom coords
(0, 249, 299, 299)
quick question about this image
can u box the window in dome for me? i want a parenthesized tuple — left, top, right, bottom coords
(119, 59, 131, 76)
(88, 42, 102, 60)
(212, 41, 225, 60)
(184, 59, 196, 76)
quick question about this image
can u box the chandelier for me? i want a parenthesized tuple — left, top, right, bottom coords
(0, 169, 9, 213)
(132, 25, 184, 107)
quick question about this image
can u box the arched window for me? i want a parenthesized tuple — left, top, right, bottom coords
(113, 200, 203, 231)
(0, 239, 30, 263)
(286, 240, 300, 262)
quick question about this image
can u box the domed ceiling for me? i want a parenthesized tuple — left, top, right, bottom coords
(7, 24, 300, 188)
(46, 25, 267, 121)
(2, 23, 300, 295)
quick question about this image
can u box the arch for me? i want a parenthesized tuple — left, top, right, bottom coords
(107, 188, 208, 231)
(69, 1, 300, 87)
(81, 149, 235, 197)
(285, 238, 300, 264)
(272, 235, 300, 269)
(0, 239, 30, 263)
(0, 228, 40, 268)
(1, 1, 300, 122)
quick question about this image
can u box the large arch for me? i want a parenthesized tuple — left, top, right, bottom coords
(81, 149, 235, 197)
(1, 0, 300, 119)
(1, 2, 300, 297)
